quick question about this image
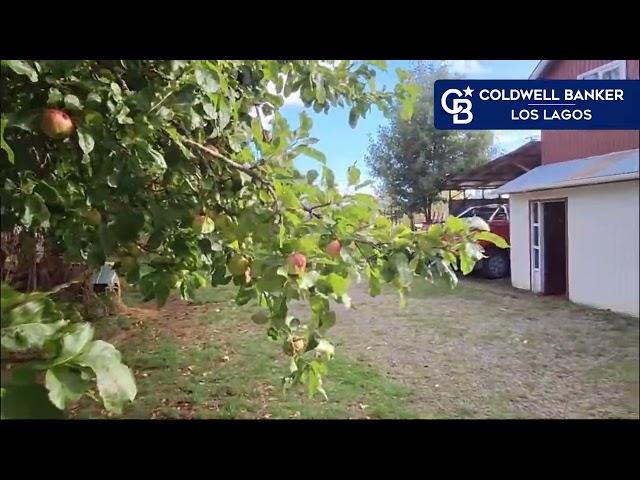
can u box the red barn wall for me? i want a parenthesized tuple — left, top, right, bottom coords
(540, 60, 639, 164)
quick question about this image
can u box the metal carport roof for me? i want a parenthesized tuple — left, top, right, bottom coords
(443, 140, 541, 190)
(495, 149, 639, 194)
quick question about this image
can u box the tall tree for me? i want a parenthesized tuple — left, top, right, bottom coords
(366, 63, 494, 220)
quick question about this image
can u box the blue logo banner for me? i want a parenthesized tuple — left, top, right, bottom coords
(434, 80, 640, 130)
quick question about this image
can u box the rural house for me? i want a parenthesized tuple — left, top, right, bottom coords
(496, 60, 640, 316)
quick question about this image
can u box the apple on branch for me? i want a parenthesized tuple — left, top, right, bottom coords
(41, 108, 75, 139)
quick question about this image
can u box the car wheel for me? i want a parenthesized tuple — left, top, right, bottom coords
(481, 252, 510, 279)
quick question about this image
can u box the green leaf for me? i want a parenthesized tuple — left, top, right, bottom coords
(21, 193, 50, 228)
(113, 212, 145, 243)
(348, 107, 358, 128)
(75, 340, 137, 414)
(110, 82, 122, 100)
(299, 270, 320, 290)
(322, 167, 335, 189)
(459, 253, 473, 275)
(84, 110, 104, 128)
(115, 105, 133, 124)
(2, 60, 38, 82)
(154, 275, 175, 307)
(369, 60, 388, 71)
(307, 365, 321, 398)
(295, 234, 319, 254)
(86, 91, 102, 107)
(47, 88, 63, 105)
(326, 273, 350, 296)
(1, 384, 65, 419)
(475, 231, 510, 249)
(369, 274, 381, 296)
(8, 365, 39, 386)
(315, 84, 326, 104)
(45, 367, 89, 410)
(399, 82, 420, 121)
(146, 145, 167, 172)
(307, 361, 328, 400)
(391, 252, 413, 288)
(2, 288, 48, 325)
(299, 111, 312, 132)
(318, 309, 336, 333)
(347, 165, 361, 186)
(50, 323, 95, 367)
(236, 286, 255, 306)
(6, 109, 39, 132)
(163, 126, 194, 159)
(195, 67, 220, 93)
(446, 215, 469, 233)
(355, 179, 374, 191)
(298, 146, 326, 163)
(193, 215, 215, 234)
(77, 127, 95, 154)
(251, 117, 264, 145)
(306, 169, 319, 184)
(314, 339, 335, 360)
(64, 94, 82, 111)
(1, 116, 15, 164)
(1, 320, 68, 352)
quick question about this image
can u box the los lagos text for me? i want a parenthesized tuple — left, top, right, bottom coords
(511, 108, 593, 121)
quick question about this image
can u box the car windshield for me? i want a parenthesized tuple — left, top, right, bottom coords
(459, 206, 508, 221)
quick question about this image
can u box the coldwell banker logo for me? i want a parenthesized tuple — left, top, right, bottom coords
(434, 79, 640, 130)
(440, 86, 474, 124)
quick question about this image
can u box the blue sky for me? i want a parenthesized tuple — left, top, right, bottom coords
(278, 60, 541, 192)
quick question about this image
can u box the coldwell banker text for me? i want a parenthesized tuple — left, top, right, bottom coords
(434, 80, 640, 130)
(479, 88, 625, 121)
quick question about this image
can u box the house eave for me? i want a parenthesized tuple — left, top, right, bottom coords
(529, 60, 553, 80)
(497, 172, 639, 195)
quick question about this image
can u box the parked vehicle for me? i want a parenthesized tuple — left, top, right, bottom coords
(457, 204, 510, 279)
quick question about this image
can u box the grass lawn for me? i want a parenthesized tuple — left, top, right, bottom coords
(71, 284, 414, 419)
(71, 276, 639, 419)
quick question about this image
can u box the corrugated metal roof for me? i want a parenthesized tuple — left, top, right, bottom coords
(444, 140, 541, 189)
(91, 263, 119, 285)
(495, 149, 639, 194)
(529, 60, 552, 79)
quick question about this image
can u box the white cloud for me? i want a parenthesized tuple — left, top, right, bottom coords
(444, 60, 489, 75)
(266, 78, 303, 107)
(319, 60, 341, 70)
(492, 130, 540, 154)
(263, 62, 341, 108)
(283, 90, 303, 106)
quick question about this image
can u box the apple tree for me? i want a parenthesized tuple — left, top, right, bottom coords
(0, 60, 507, 417)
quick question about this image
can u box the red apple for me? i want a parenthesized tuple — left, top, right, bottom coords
(229, 255, 250, 277)
(192, 214, 206, 230)
(326, 239, 342, 257)
(287, 252, 307, 275)
(41, 108, 75, 139)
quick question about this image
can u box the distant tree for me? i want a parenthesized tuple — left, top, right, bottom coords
(365, 63, 494, 221)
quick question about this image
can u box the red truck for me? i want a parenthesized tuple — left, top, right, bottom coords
(457, 204, 510, 279)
